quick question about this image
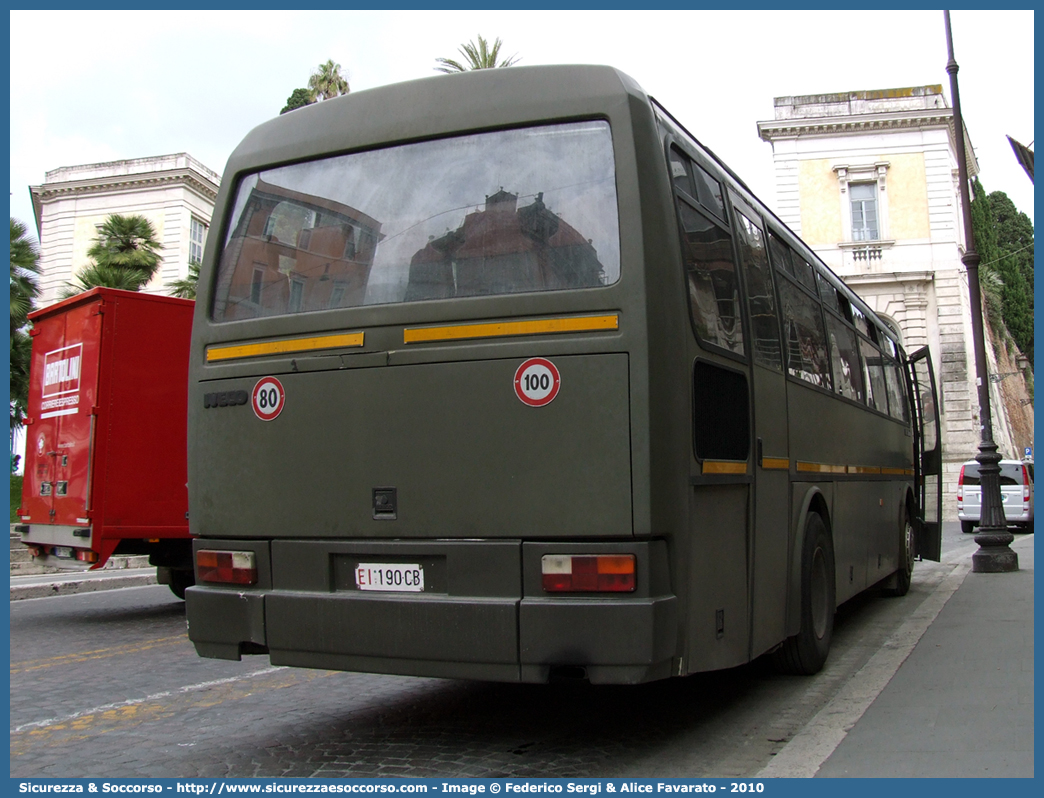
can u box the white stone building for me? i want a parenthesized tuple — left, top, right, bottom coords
(757, 85, 1032, 517)
(29, 153, 221, 307)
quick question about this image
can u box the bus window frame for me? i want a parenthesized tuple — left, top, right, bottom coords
(727, 191, 784, 375)
(664, 135, 750, 366)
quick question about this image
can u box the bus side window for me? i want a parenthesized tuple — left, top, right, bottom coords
(693, 360, 750, 462)
(734, 210, 782, 372)
(825, 313, 865, 403)
(691, 162, 726, 221)
(677, 200, 745, 357)
(777, 275, 831, 390)
(883, 357, 910, 422)
(860, 337, 889, 413)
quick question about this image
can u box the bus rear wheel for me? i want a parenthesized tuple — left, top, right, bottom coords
(772, 512, 835, 675)
(883, 511, 914, 597)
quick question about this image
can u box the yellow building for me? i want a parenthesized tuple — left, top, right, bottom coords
(759, 85, 1031, 518)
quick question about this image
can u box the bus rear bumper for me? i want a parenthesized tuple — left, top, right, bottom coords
(186, 589, 677, 684)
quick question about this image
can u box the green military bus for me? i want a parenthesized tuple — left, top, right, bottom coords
(185, 65, 942, 684)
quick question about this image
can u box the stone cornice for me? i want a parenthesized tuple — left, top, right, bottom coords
(758, 108, 954, 140)
(758, 108, 978, 176)
(30, 168, 220, 232)
(31, 168, 219, 204)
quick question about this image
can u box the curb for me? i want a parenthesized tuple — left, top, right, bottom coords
(10, 568, 158, 601)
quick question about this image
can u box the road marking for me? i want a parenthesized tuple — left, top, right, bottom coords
(755, 543, 979, 778)
(11, 635, 186, 674)
(11, 667, 285, 734)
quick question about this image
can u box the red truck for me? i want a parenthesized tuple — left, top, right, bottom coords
(15, 287, 196, 598)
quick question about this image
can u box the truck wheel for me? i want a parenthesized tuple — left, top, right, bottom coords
(168, 569, 195, 601)
(772, 513, 835, 675)
(961, 521, 976, 534)
(883, 511, 914, 597)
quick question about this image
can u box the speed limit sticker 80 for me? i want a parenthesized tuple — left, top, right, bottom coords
(514, 358, 561, 407)
(252, 376, 285, 421)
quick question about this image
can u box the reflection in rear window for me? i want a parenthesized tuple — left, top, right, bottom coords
(211, 122, 620, 321)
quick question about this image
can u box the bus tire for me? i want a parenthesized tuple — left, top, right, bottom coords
(168, 569, 195, 601)
(883, 511, 914, 597)
(772, 512, 835, 675)
(960, 521, 976, 534)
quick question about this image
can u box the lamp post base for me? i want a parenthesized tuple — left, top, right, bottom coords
(971, 531, 1019, 572)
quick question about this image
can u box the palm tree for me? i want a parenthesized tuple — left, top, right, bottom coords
(168, 259, 200, 300)
(10, 219, 41, 332)
(61, 263, 151, 298)
(10, 218, 42, 432)
(62, 214, 162, 297)
(434, 35, 519, 73)
(308, 59, 350, 101)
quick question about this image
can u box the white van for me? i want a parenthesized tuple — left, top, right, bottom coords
(957, 459, 1034, 533)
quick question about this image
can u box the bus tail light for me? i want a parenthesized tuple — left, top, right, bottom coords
(75, 549, 98, 563)
(1022, 465, 1031, 505)
(541, 554, 636, 592)
(197, 549, 257, 586)
(957, 465, 965, 503)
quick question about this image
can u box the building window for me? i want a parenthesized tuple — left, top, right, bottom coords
(850, 183, 878, 241)
(250, 267, 264, 305)
(833, 162, 889, 245)
(190, 217, 207, 264)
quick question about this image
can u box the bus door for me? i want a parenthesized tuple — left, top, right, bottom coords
(907, 346, 942, 561)
(729, 193, 791, 658)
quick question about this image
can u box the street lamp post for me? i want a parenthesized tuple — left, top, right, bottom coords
(944, 10, 1018, 573)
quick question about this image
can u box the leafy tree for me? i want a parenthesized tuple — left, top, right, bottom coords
(434, 35, 519, 73)
(281, 87, 315, 115)
(988, 191, 1034, 312)
(970, 179, 1034, 365)
(168, 259, 200, 300)
(62, 214, 162, 298)
(308, 59, 350, 101)
(10, 218, 41, 431)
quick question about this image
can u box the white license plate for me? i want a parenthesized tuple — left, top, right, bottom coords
(52, 546, 74, 559)
(355, 563, 424, 592)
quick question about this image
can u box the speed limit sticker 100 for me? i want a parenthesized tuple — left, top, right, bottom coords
(514, 358, 561, 407)
(252, 376, 285, 421)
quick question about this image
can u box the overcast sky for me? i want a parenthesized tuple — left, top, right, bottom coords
(9, 8, 1035, 241)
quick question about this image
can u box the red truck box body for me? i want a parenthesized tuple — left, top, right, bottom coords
(18, 288, 193, 570)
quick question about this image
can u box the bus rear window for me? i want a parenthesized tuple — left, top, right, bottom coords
(211, 121, 620, 321)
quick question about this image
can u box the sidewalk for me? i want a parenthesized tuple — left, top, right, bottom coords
(761, 532, 1034, 778)
(10, 565, 157, 600)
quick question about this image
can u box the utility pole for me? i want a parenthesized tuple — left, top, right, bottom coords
(944, 10, 1018, 572)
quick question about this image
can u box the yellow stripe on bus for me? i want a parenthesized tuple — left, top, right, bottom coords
(795, 461, 848, 474)
(848, 465, 883, 475)
(403, 314, 619, 344)
(702, 460, 748, 475)
(206, 332, 365, 362)
(761, 457, 790, 471)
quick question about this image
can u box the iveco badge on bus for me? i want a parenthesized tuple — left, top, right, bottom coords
(514, 358, 561, 407)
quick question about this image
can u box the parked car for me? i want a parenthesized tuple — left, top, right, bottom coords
(957, 459, 1034, 533)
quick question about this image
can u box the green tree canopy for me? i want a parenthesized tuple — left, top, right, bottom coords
(434, 35, 519, 73)
(308, 59, 350, 101)
(971, 179, 1034, 365)
(281, 87, 315, 114)
(10, 218, 41, 430)
(62, 214, 162, 298)
(988, 190, 1034, 311)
